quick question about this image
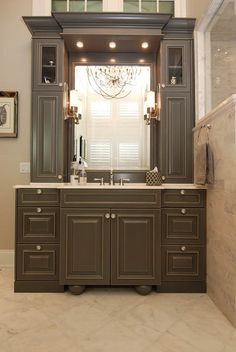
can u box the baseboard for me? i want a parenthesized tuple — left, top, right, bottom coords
(0, 250, 14, 268)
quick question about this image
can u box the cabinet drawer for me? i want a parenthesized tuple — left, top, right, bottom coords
(17, 207, 59, 243)
(161, 208, 205, 244)
(162, 189, 205, 207)
(61, 189, 161, 208)
(17, 189, 59, 206)
(16, 244, 59, 281)
(161, 245, 205, 281)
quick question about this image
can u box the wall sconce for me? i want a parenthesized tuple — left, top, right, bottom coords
(65, 90, 82, 124)
(144, 84, 161, 125)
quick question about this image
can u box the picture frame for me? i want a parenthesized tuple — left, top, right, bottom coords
(0, 91, 18, 137)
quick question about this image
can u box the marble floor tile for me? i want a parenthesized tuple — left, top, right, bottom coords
(0, 268, 236, 352)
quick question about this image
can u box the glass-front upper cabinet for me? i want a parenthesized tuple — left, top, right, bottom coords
(161, 40, 191, 91)
(32, 39, 64, 91)
(52, 0, 103, 12)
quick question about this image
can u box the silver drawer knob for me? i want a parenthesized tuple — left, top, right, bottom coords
(162, 176, 166, 181)
(36, 207, 42, 213)
(161, 83, 166, 88)
(105, 213, 110, 219)
(58, 175, 63, 180)
(111, 214, 116, 219)
(36, 189, 42, 195)
(181, 246, 187, 252)
(181, 208, 187, 215)
(180, 190, 185, 195)
(36, 245, 42, 251)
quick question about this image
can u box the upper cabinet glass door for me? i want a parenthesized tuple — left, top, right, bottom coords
(161, 40, 191, 91)
(33, 39, 63, 91)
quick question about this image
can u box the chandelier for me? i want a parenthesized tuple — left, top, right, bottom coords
(86, 66, 141, 99)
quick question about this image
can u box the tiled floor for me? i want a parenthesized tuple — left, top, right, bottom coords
(0, 268, 236, 352)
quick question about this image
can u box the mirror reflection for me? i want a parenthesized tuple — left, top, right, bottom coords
(74, 65, 150, 170)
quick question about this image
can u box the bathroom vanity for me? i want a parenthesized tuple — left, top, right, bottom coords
(15, 13, 206, 295)
(14, 185, 206, 294)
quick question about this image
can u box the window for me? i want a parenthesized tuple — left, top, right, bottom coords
(123, 0, 174, 14)
(52, 0, 103, 12)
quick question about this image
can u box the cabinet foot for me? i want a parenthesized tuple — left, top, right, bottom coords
(134, 285, 152, 296)
(68, 285, 86, 295)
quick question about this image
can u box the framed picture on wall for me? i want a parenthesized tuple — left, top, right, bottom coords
(0, 91, 18, 137)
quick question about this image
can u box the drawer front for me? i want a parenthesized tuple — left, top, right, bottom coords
(61, 189, 161, 208)
(16, 244, 59, 281)
(17, 189, 59, 206)
(161, 208, 205, 244)
(17, 207, 59, 243)
(162, 245, 205, 281)
(162, 189, 205, 208)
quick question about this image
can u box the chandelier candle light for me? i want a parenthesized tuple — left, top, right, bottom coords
(87, 66, 141, 99)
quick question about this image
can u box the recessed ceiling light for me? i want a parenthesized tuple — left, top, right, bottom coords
(139, 59, 145, 63)
(141, 42, 149, 49)
(109, 41, 116, 49)
(76, 41, 84, 48)
(110, 58, 116, 63)
(81, 58, 87, 63)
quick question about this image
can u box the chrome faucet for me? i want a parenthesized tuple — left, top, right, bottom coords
(109, 169, 114, 186)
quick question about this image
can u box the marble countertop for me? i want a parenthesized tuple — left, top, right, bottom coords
(13, 183, 206, 189)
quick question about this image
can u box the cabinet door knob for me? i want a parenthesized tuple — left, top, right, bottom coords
(59, 82, 63, 87)
(105, 213, 110, 219)
(111, 214, 116, 219)
(36, 207, 42, 213)
(162, 176, 166, 181)
(58, 175, 63, 180)
(36, 245, 42, 251)
(180, 189, 185, 195)
(161, 83, 166, 88)
(181, 246, 187, 252)
(36, 189, 42, 194)
(181, 208, 187, 215)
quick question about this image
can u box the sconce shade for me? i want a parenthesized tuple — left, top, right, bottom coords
(146, 91, 155, 109)
(70, 90, 79, 107)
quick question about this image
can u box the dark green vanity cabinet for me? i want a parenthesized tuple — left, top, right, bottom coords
(15, 187, 206, 294)
(15, 188, 63, 292)
(159, 39, 194, 183)
(160, 189, 206, 292)
(60, 190, 161, 290)
(31, 37, 69, 183)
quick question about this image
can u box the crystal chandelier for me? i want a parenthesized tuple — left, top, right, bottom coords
(86, 66, 141, 99)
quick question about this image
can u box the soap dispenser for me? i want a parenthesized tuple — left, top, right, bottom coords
(78, 157, 88, 185)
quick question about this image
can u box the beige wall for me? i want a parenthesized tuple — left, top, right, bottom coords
(186, 0, 212, 19)
(0, 0, 32, 249)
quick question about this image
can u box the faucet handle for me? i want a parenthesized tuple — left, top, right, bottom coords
(119, 178, 130, 186)
(94, 177, 104, 186)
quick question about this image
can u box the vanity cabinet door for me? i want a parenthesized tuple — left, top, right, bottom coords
(60, 209, 110, 285)
(160, 92, 193, 183)
(111, 209, 161, 285)
(31, 91, 66, 183)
